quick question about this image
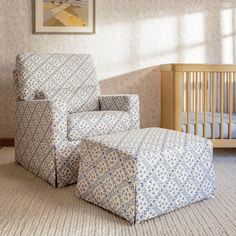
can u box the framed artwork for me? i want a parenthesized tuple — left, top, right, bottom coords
(35, 0, 95, 34)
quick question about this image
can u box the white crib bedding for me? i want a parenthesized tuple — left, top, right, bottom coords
(182, 112, 236, 139)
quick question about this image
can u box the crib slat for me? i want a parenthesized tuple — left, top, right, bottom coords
(227, 73, 229, 113)
(206, 73, 209, 112)
(229, 73, 233, 139)
(183, 73, 186, 112)
(195, 72, 199, 135)
(186, 72, 190, 133)
(199, 73, 202, 112)
(220, 72, 224, 139)
(192, 73, 195, 112)
(212, 73, 215, 139)
(234, 73, 236, 112)
(204, 72, 207, 138)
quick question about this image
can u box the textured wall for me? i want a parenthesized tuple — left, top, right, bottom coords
(100, 67, 161, 129)
(1, 0, 236, 138)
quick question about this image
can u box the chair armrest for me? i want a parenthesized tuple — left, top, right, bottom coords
(99, 94, 140, 128)
(15, 99, 68, 186)
(16, 100, 68, 146)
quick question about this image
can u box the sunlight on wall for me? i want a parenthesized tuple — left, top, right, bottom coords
(182, 13, 205, 46)
(138, 12, 205, 68)
(220, 8, 236, 63)
(97, 11, 207, 79)
(98, 6, 236, 78)
(181, 12, 205, 62)
(138, 16, 178, 66)
(95, 21, 141, 77)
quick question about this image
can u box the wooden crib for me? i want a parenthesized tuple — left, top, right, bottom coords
(160, 64, 236, 148)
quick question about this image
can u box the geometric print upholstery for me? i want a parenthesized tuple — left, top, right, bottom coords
(76, 128, 216, 223)
(14, 95, 140, 187)
(15, 52, 100, 113)
(99, 94, 140, 129)
(13, 53, 141, 187)
(13, 70, 21, 101)
(15, 100, 67, 187)
(67, 111, 133, 141)
(15, 99, 81, 187)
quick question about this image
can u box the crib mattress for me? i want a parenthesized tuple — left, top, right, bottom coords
(182, 112, 236, 139)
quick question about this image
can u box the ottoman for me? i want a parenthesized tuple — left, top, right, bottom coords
(76, 128, 216, 224)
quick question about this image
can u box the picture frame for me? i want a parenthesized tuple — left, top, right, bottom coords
(35, 0, 95, 34)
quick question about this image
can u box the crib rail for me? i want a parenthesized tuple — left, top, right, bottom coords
(160, 64, 236, 148)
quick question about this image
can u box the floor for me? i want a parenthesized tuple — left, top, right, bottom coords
(0, 147, 236, 236)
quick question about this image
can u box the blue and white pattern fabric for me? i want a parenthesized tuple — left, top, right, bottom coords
(99, 95, 140, 129)
(14, 53, 140, 187)
(67, 111, 133, 141)
(76, 128, 216, 224)
(15, 53, 100, 113)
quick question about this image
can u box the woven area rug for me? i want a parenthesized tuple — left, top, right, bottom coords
(0, 148, 236, 236)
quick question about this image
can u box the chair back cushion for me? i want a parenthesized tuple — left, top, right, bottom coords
(14, 53, 100, 113)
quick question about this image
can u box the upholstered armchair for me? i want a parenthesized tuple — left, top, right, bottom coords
(13, 53, 140, 187)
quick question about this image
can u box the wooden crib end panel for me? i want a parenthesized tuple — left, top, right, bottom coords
(161, 70, 174, 130)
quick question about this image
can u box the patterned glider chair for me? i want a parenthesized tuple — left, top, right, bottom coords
(13, 53, 140, 187)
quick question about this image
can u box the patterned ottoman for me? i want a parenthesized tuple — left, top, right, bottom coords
(76, 128, 216, 224)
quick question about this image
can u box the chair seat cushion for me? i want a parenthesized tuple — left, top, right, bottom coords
(67, 111, 133, 141)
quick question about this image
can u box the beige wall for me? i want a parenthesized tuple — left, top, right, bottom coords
(100, 67, 161, 129)
(1, 0, 236, 138)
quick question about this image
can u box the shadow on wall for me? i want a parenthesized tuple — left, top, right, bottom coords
(99, 66, 161, 128)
